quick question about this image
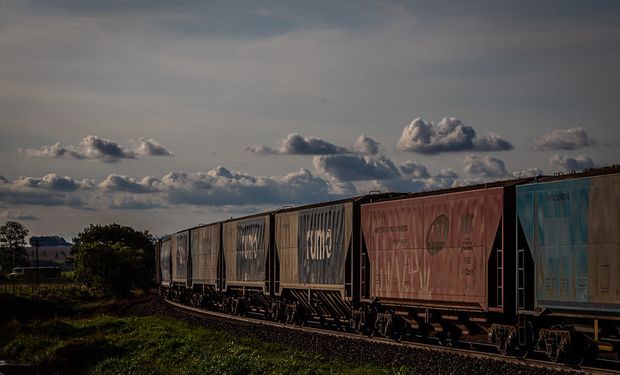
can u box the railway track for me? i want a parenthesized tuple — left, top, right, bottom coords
(164, 299, 619, 374)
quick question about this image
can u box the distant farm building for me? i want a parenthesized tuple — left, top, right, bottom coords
(27, 236, 73, 270)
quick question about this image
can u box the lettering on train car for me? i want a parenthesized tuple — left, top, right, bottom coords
(460, 212, 474, 275)
(427, 214, 449, 255)
(374, 225, 408, 233)
(306, 228, 333, 260)
(235, 218, 266, 281)
(547, 192, 570, 201)
(298, 205, 345, 284)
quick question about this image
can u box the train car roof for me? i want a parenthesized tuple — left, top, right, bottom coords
(274, 192, 405, 214)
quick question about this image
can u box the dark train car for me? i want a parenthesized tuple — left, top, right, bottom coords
(274, 194, 401, 323)
(188, 222, 222, 307)
(159, 235, 172, 287)
(516, 170, 620, 360)
(155, 239, 161, 285)
(360, 182, 523, 345)
(222, 212, 273, 314)
(170, 230, 190, 287)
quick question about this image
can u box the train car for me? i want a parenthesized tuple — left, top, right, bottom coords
(222, 212, 273, 315)
(274, 194, 401, 324)
(159, 235, 172, 288)
(188, 222, 222, 308)
(516, 169, 620, 361)
(169, 230, 190, 303)
(360, 181, 524, 346)
(155, 239, 162, 285)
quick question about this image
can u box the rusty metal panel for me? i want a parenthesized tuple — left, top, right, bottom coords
(171, 231, 189, 283)
(275, 202, 352, 288)
(160, 238, 171, 285)
(190, 223, 220, 287)
(520, 174, 620, 313)
(223, 215, 269, 285)
(514, 174, 620, 314)
(275, 211, 299, 285)
(362, 188, 504, 311)
(588, 174, 620, 307)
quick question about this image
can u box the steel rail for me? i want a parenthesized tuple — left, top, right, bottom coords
(164, 299, 619, 374)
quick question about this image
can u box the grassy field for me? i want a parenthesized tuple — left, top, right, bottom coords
(0, 291, 413, 375)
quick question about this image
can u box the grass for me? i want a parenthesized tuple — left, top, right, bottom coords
(0, 293, 414, 375)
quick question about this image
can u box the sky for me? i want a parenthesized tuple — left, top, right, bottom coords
(1, 0, 619, 241)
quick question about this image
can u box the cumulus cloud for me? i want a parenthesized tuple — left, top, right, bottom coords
(396, 117, 513, 154)
(0, 167, 355, 209)
(0, 174, 90, 206)
(549, 154, 597, 171)
(245, 133, 348, 155)
(459, 154, 509, 177)
(352, 134, 379, 155)
(21, 142, 84, 160)
(13, 173, 94, 192)
(245, 133, 381, 156)
(437, 169, 459, 178)
(99, 174, 159, 194)
(313, 155, 400, 181)
(161, 166, 351, 205)
(20, 135, 173, 162)
(133, 137, 174, 156)
(399, 161, 431, 179)
(534, 127, 596, 150)
(512, 168, 543, 178)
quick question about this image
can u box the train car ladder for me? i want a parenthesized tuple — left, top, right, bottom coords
(517, 248, 525, 310)
(517, 247, 527, 346)
(496, 246, 503, 307)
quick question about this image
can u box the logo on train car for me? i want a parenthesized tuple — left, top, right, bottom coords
(298, 205, 345, 285)
(426, 215, 449, 255)
(306, 228, 333, 260)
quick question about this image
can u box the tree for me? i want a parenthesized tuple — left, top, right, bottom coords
(72, 223, 155, 296)
(0, 221, 30, 272)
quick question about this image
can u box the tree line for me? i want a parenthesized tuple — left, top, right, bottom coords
(0, 221, 155, 297)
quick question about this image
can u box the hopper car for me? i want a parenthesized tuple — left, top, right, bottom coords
(156, 167, 620, 362)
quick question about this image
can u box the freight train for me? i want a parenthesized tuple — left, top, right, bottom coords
(155, 167, 620, 363)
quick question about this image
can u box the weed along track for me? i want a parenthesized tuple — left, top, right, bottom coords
(162, 297, 618, 374)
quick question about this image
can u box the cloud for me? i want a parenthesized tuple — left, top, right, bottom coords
(245, 133, 381, 156)
(534, 127, 596, 150)
(20, 135, 173, 162)
(13, 173, 94, 192)
(313, 155, 400, 181)
(133, 137, 174, 156)
(549, 154, 597, 171)
(0, 210, 39, 221)
(399, 161, 431, 178)
(352, 134, 379, 155)
(0, 173, 93, 207)
(245, 133, 348, 155)
(99, 174, 159, 194)
(0, 167, 355, 209)
(459, 154, 509, 177)
(161, 166, 352, 206)
(396, 117, 513, 154)
(20, 142, 84, 160)
(512, 168, 543, 178)
(437, 169, 459, 178)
